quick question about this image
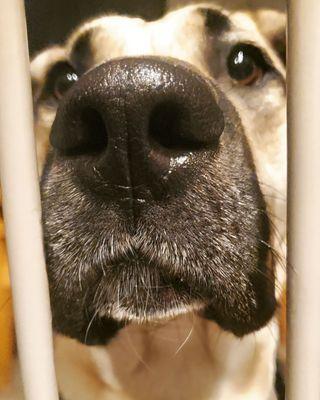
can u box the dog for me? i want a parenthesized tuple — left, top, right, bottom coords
(30, 3, 286, 399)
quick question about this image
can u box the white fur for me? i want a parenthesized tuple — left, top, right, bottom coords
(55, 316, 278, 400)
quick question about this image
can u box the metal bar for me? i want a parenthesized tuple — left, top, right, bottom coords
(287, 0, 320, 398)
(0, 1, 59, 399)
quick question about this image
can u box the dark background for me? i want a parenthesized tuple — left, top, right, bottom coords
(25, 0, 166, 55)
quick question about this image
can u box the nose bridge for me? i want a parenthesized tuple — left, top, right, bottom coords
(123, 21, 154, 57)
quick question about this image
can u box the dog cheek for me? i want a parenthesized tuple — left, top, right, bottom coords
(49, 280, 126, 345)
(200, 272, 277, 337)
(42, 191, 125, 345)
(46, 243, 127, 345)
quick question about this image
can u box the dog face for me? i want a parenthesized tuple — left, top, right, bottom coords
(32, 4, 286, 344)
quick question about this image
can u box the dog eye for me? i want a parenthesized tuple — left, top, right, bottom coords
(227, 44, 269, 86)
(53, 65, 79, 99)
(44, 62, 79, 100)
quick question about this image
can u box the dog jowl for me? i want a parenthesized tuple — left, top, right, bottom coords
(32, 5, 286, 347)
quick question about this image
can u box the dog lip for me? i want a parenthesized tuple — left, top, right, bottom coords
(99, 265, 205, 322)
(90, 251, 207, 321)
(102, 301, 205, 323)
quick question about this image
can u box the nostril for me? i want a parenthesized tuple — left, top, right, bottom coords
(149, 101, 206, 152)
(78, 108, 108, 154)
(50, 107, 108, 155)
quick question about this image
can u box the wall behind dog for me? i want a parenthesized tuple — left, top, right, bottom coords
(168, 0, 286, 11)
(25, 0, 166, 55)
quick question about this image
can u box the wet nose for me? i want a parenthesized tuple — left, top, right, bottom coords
(50, 57, 224, 197)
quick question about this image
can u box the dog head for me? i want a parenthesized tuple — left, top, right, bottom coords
(31, 4, 286, 344)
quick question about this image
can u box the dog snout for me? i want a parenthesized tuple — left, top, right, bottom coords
(50, 57, 224, 197)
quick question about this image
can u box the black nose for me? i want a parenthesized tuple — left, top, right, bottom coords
(50, 57, 224, 197)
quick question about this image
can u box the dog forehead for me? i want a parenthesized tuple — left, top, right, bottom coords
(65, 5, 259, 71)
(65, 7, 207, 72)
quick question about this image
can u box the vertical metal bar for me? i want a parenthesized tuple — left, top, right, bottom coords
(0, 1, 59, 399)
(287, 0, 320, 398)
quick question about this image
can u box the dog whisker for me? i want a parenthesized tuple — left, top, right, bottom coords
(78, 262, 84, 291)
(174, 317, 194, 356)
(84, 308, 100, 345)
(123, 326, 154, 374)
